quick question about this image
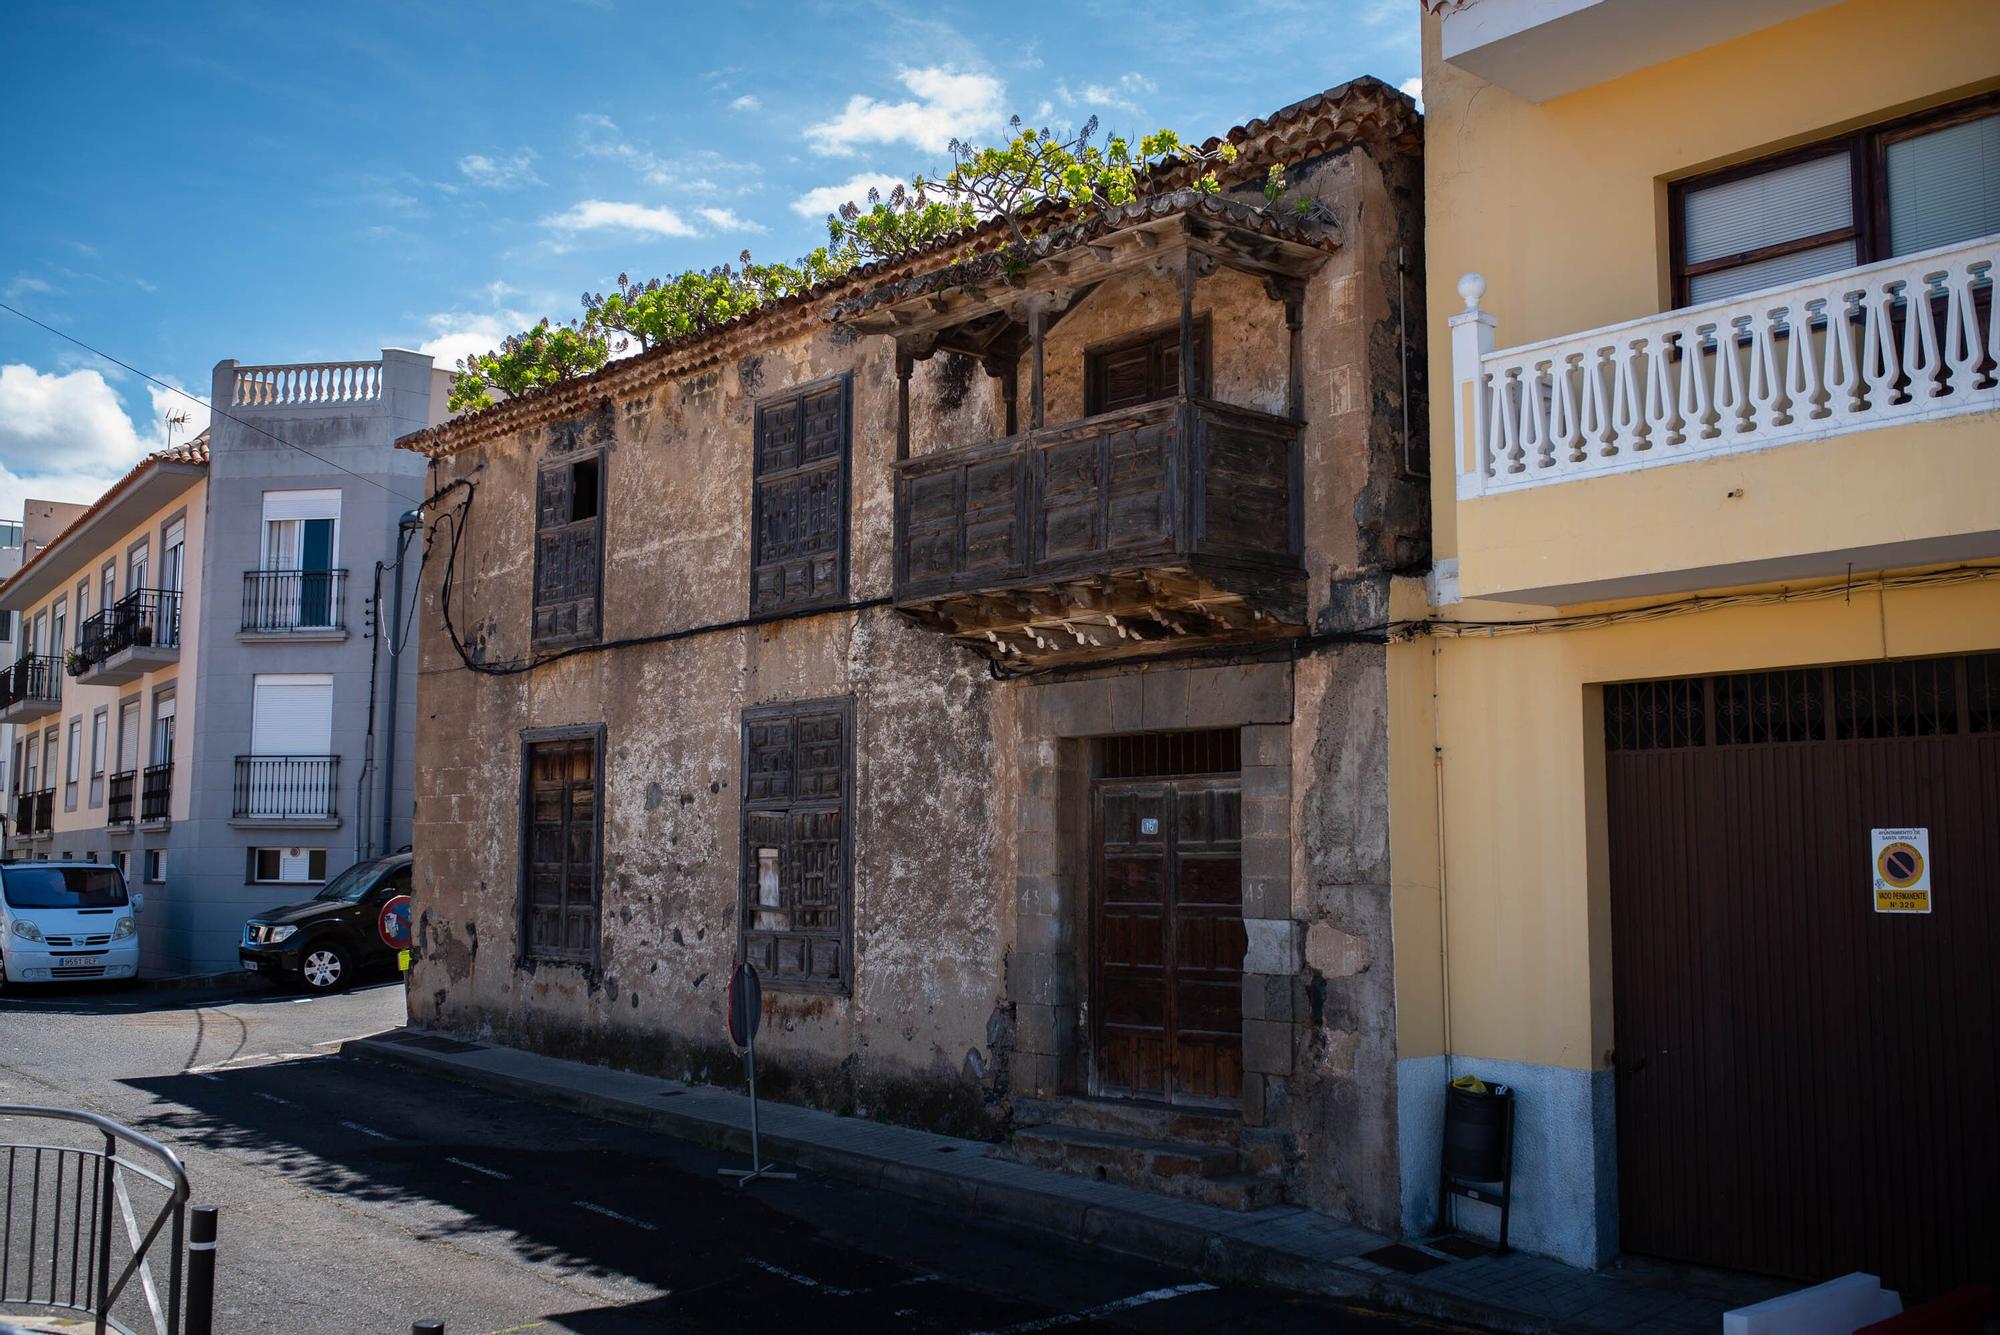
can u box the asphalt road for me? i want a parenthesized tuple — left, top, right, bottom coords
(0, 977, 1480, 1335)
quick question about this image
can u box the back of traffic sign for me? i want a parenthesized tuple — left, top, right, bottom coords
(726, 962, 762, 1048)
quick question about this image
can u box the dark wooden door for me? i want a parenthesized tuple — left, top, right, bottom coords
(1607, 658, 2000, 1299)
(1094, 777, 1245, 1107)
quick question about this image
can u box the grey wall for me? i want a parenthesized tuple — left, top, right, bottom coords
(150, 349, 433, 972)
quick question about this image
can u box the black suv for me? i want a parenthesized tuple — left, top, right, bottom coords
(240, 853, 411, 991)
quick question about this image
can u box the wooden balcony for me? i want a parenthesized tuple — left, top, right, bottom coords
(892, 396, 1304, 666)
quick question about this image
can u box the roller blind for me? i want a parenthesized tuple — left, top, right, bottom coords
(1887, 112, 2000, 255)
(117, 703, 140, 771)
(261, 490, 342, 523)
(251, 674, 333, 755)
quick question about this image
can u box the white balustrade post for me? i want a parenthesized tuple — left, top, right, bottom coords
(1451, 272, 1498, 497)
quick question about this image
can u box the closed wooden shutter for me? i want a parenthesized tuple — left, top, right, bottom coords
(751, 378, 850, 614)
(1086, 320, 1210, 414)
(523, 733, 599, 963)
(740, 698, 852, 993)
(533, 458, 602, 647)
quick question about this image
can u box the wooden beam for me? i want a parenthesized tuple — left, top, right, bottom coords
(1028, 303, 1046, 431)
(894, 347, 914, 462)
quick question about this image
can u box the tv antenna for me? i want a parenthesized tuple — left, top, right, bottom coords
(164, 408, 190, 449)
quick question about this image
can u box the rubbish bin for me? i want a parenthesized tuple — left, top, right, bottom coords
(1437, 1078, 1515, 1252)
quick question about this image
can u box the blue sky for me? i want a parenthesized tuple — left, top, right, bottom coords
(0, 0, 1417, 504)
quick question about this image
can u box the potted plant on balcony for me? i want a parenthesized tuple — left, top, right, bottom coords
(65, 649, 89, 677)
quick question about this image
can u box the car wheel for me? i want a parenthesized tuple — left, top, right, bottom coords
(299, 942, 350, 992)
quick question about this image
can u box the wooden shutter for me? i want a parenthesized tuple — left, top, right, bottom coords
(523, 732, 599, 964)
(751, 378, 850, 614)
(533, 459, 602, 647)
(1086, 320, 1210, 415)
(740, 698, 852, 993)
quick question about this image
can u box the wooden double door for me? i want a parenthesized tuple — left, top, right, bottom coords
(1092, 777, 1246, 1107)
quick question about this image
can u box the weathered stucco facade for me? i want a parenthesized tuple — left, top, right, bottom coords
(404, 79, 1430, 1233)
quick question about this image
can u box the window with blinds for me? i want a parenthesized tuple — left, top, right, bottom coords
(1671, 96, 2000, 307)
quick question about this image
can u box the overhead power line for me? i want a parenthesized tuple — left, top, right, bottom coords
(0, 300, 423, 503)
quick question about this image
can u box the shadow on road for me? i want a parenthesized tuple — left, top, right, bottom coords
(0, 977, 403, 1017)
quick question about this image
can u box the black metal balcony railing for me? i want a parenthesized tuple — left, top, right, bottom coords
(75, 590, 181, 673)
(232, 755, 338, 820)
(141, 763, 173, 823)
(13, 788, 54, 837)
(2, 653, 62, 709)
(107, 771, 136, 826)
(241, 569, 348, 633)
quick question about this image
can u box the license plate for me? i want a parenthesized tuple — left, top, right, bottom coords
(56, 957, 96, 968)
(242, 960, 259, 971)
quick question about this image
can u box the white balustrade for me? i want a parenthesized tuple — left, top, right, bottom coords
(1453, 235, 2000, 497)
(230, 360, 384, 408)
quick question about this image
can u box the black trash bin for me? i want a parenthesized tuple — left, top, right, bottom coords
(1436, 1079, 1515, 1253)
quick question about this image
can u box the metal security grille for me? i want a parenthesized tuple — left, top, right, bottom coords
(1097, 728, 1241, 779)
(1606, 654, 2000, 751)
(1606, 652, 2000, 1298)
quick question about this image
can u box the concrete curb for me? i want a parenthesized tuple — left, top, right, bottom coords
(346, 1033, 1564, 1333)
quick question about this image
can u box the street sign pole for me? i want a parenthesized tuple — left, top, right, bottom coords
(720, 961, 794, 1185)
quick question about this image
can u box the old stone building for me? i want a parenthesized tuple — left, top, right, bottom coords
(400, 78, 1431, 1234)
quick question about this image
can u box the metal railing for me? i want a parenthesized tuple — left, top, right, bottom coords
(240, 568, 347, 633)
(1, 653, 62, 709)
(14, 788, 55, 837)
(231, 756, 338, 820)
(75, 592, 181, 673)
(107, 772, 136, 827)
(140, 764, 173, 824)
(0, 1103, 208, 1335)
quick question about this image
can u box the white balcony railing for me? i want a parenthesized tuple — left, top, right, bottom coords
(231, 360, 383, 408)
(1453, 235, 2000, 498)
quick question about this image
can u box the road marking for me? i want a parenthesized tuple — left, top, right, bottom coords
(340, 1121, 394, 1140)
(573, 1200, 658, 1231)
(974, 1283, 1218, 1333)
(251, 1092, 293, 1106)
(444, 1156, 512, 1180)
(743, 1257, 859, 1296)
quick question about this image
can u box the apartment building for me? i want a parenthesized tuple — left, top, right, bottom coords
(0, 350, 445, 973)
(1409, 0, 1999, 1296)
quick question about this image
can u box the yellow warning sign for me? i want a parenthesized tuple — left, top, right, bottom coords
(1871, 827, 1931, 914)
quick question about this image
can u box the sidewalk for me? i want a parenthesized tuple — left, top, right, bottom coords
(347, 1027, 1780, 1334)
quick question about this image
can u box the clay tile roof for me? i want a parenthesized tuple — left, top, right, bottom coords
(395, 75, 1420, 461)
(0, 439, 209, 604)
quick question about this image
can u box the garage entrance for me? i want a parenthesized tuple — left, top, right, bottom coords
(1605, 655, 2000, 1298)
(1091, 729, 1245, 1108)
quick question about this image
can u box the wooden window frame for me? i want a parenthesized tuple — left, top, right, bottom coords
(1083, 315, 1212, 416)
(531, 451, 607, 650)
(1669, 90, 2000, 308)
(738, 696, 855, 996)
(750, 372, 852, 617)
(517, 723, 605, 969)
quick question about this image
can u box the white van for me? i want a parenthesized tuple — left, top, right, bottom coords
(0, 860, 142, 986)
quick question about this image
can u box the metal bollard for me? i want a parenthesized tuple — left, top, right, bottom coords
(413, 1322, 444, 1333)
(185, 1206, 219, 1335)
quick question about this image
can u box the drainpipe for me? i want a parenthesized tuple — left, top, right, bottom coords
(379, 510, 421, 856)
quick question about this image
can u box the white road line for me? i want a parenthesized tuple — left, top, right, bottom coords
(742, 1257, 858, 1296)
(444, 1156, 512, 1180)
(574, 1200, 658, 1231)
(251, 1092, 293, 1106)
(973, 1282, 1218, 1334)
(340, 1121, 394, 1140)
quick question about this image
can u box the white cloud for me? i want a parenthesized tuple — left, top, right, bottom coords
(541, 199, 699, 240)
(0, 365, 208, 504)
(1059, 72, 1157, 118)
(1399, 76, 1424, 109)
(457, 149, 543, 189)
(4, 275, 55, 300)
(804, 66, 1004, 157)
(790, 172, 911, 219)
(697, 206, 767, 235)
(575, 114, 753, 195)
(729, 94, 761, 112)
(415, 306, 541, 371)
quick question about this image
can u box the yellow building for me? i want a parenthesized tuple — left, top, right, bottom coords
(1405, 0, 2000, 1293)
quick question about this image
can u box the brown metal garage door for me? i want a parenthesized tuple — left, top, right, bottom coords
(1606, 655, 2000, 1299)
